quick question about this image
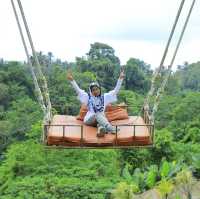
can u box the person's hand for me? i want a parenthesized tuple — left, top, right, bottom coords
(119, 69, 125, 79)
(67, 70, 73, 81)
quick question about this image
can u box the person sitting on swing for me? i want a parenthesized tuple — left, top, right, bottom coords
(67, 69, 124, 137)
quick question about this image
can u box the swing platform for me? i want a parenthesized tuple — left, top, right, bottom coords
(44, 114, 154, 148)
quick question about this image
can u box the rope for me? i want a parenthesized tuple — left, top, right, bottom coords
(11, 0, 195, 125)
(10, 0, 46, 115)
(11, 0, 52, 122)
(151, 0, 196, 120)
(122, 0, 187, 125)
(16, 0, 52, 122)
(144, 0, 186, 110)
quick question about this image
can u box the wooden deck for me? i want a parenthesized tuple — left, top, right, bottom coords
(45, 115, 153, 148)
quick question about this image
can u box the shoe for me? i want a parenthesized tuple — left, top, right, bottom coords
(97, 126, 106, 137)
(107, 127, 120, 134)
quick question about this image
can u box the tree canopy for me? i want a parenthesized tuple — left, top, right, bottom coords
(0, 43, 200, 198)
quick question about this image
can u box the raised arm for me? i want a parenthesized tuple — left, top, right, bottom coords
(112, 69, 125, 95)
(104, 69, 125, 105)
(67, 71, 88, 104)
(67, 71, 82, 95)
(70, 80, 82, 95)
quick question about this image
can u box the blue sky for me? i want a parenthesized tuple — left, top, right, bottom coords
(0, 0, 200, 69)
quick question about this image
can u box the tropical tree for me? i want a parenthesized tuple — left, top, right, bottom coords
(124, 58, 151, 93)
(76, 42, 121, 90)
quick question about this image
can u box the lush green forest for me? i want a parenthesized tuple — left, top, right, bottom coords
(0, 42, 200, 198)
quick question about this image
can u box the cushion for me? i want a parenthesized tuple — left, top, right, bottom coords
(76, 104, 129, 122)
(76, 105, 88, 121)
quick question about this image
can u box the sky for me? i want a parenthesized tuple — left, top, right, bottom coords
(0, 0, 200, 69)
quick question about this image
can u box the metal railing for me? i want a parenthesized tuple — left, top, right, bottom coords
(43, 122, 154, 148)
(43, 103, 154, 148)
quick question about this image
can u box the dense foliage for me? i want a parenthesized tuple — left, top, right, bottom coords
(0, 42, 200, 198)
